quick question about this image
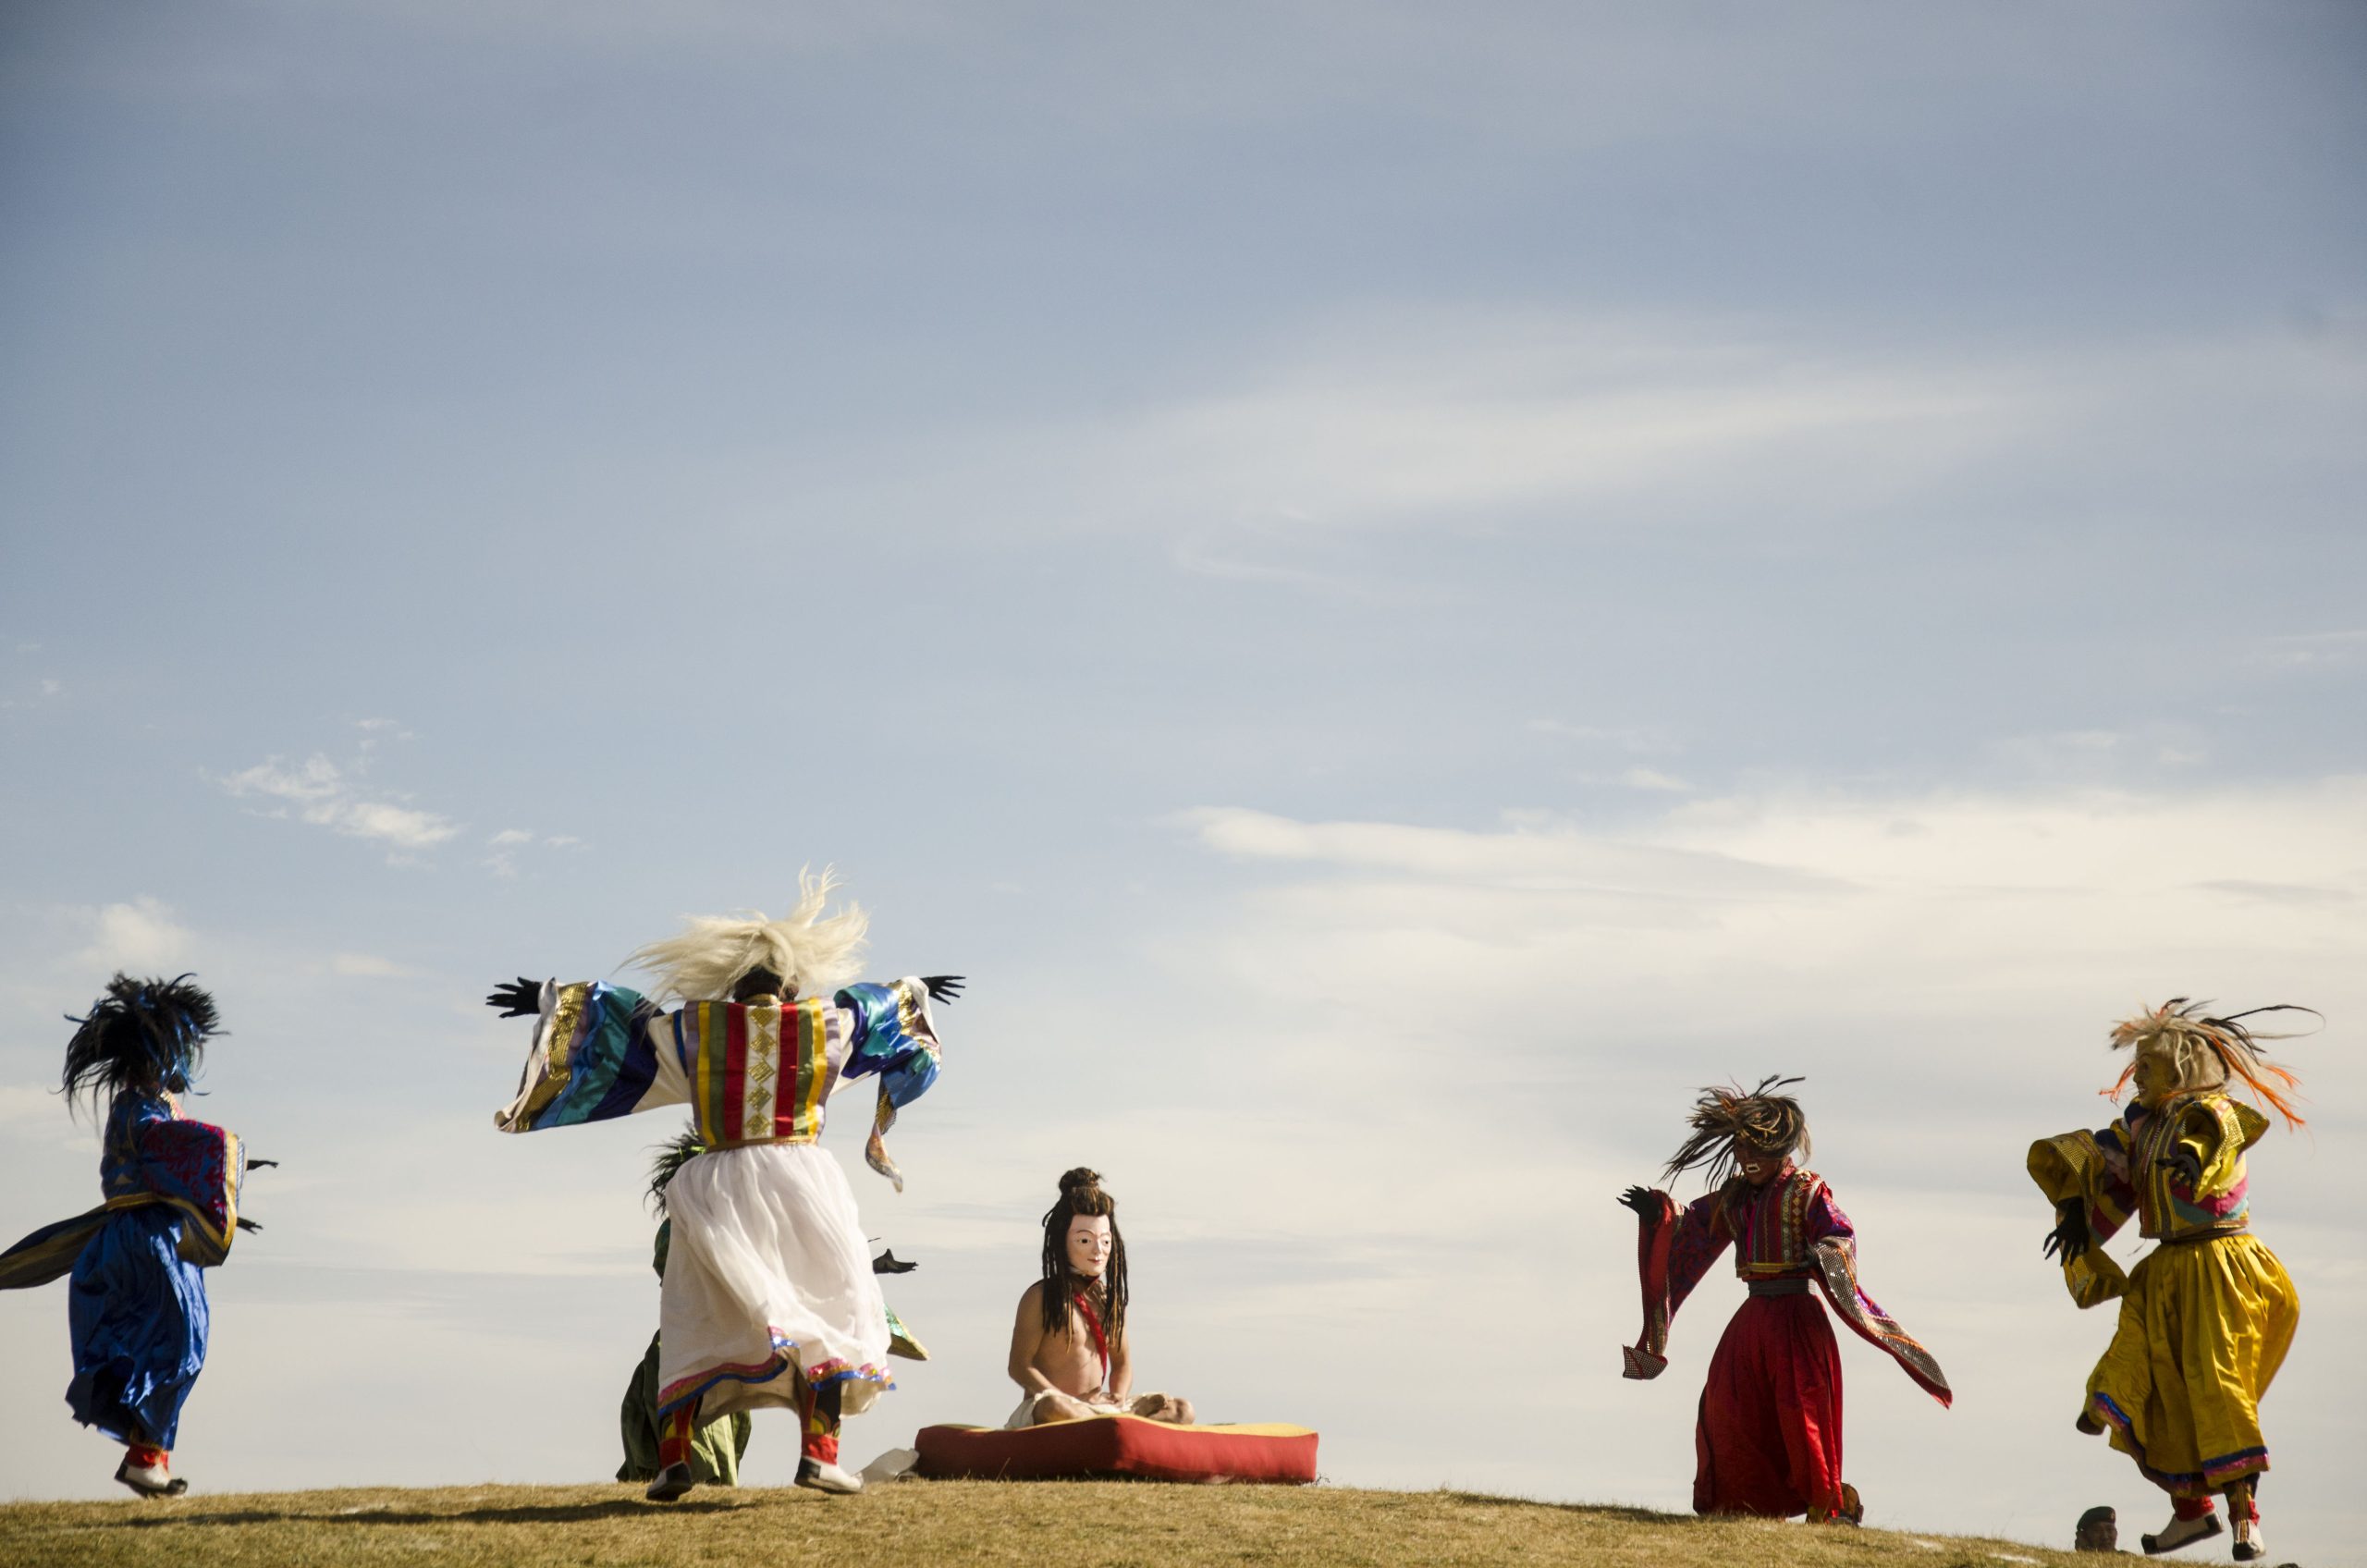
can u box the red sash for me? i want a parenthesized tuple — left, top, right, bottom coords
(1073, 1290, 1110, 1386)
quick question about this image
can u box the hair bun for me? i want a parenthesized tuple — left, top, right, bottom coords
(1058, 1166, 1102, 1196)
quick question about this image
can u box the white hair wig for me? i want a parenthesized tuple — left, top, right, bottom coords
(622, 869, 869, 1003)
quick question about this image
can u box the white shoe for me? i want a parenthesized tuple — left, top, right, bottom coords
(796, 1457, 864, 1494)
(2230, 1516, 2263, 1562)
(115, 1456, 188, 1498)
(2139, 1512, 2221, 1555)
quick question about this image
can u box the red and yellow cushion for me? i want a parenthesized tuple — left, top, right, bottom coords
(915, 1415, 1318, 1484)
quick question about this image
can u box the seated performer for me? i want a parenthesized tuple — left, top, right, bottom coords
(2030, 999, 2311, 1562)
(1620, 1076, 1949, 1524)
(487, 871, 961, 1501)
(0, 974, 268, 1498)
(618, 1131, 752, 1488)
(1006, 1168, 1195, 1427)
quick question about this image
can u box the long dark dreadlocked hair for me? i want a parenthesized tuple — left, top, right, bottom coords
(62, 973, 221, 1121)
(644, 1124, 707, 1215)
(1661, 1074, 1810, 1191)
(1038, 1166, 1127, 1347)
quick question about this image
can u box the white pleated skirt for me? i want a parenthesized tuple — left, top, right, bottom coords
(655, 1142, 892, 1419)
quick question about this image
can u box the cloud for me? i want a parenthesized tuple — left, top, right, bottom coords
(1527, 719, 1676, 753)
(221, 754, 460, 852)
(1166, 778, 2367, 1112)
(354, 717, 417, 753)
(2254, 628, 2367, 670)
(1170, 803, 1831, 899)
(484, 827, 550, 877)
(328, 953, 420, 979)
(74, 896, 192, 972)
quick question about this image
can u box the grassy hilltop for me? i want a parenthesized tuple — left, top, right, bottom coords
(0, 1480, 2100, 1568)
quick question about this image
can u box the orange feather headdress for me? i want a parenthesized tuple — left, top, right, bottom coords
(2105, 998, 2316, 1130)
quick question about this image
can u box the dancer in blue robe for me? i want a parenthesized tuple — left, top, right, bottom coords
(0, 974, 263, 1497)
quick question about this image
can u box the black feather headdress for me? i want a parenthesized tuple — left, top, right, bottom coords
(62, 973, 222, 1118)
(1661, 1073, 1810, 1189)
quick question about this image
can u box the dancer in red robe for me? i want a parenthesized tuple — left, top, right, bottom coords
(1619, 1076, 1949, 1523)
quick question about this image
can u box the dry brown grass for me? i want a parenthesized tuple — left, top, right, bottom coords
(0, 1480, 2094, 1568)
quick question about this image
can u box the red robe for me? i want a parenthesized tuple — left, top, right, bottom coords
(1624, 1170, 1948, 1518)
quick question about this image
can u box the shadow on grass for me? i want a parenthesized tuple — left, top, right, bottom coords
(85, 1498, 746, 1529)
(1436, 1490, 1686, 1526)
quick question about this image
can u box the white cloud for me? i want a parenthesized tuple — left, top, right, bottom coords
(328, 953, 419, 979)
(2255, 628, 2367, 670)
(484, 826, 586, 876)
(1170, 803, 1829, 898)
(1172, 782, 2367, 1084)
(1527, 719, 1676, 753)
(74, 896, 192, 972)
(221, 753, 460, 852)
(1618, 766, 1691, 792)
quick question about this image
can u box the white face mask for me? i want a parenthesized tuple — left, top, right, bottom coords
(1065, 1216, 1113, 1278)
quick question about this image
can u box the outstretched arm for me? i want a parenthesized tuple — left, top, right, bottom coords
(836, 976, 951, 1189)
(492, 980, 687, 1133)
(1622, 1184, 1731, 1378)
(485, 977, 545, 1017)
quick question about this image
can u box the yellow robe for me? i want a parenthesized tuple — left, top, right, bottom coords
(2029, 1093, 2298, 1497)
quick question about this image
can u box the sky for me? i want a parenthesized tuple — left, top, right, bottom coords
(2, 0, 2364, 1556)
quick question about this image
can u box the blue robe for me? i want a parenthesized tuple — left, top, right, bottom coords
(0, 1093, 243, 1450)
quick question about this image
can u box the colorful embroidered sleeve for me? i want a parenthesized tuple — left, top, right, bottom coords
(834, 978, 944, 1191)
(1805, 1181, 1952, 1407)
(494, 981, 690, 1133)
(1, 1096, 246, 1287)
(1803, 1182, 1852, 1247)
(115, 1096, 244, 1268)
(2027, 1119, 2140, 1307)
(1625, 1188, 1733, 1378)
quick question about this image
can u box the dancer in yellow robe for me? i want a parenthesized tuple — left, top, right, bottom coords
(2030, 999, 2312, 1562)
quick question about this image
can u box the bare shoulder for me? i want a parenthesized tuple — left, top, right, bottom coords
(1015, 1280, 1047, 1314)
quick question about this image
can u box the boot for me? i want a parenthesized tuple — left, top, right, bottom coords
(114, 1454, 188, 1499)
(795, 1456, 864, 1495)
(2139, 1511, 2221, 1555)
(644, 1463, 695, 1502)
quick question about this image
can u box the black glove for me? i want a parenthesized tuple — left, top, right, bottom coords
(920, 975, 965, 1005)
(872, 1248, 918, 1275)
(2042, 1202, 2091, 1264)
(1618, 1184, 1657, 1218)
(485, 977, 545, 1017)
(245, 1157, 278, 1171)
(2157, 1147, 2204, 1188)
(236, 1217, 263, 1233)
